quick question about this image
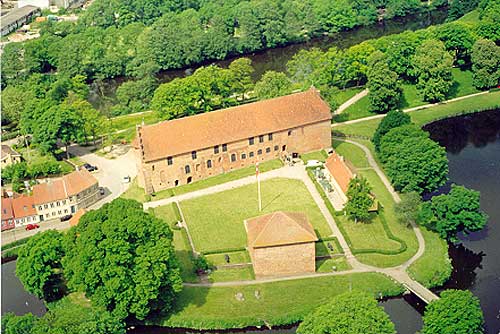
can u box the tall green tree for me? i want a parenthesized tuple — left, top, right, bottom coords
(372, 110, 411, 152)
(228, 57, 254, 100)
(422, 290, 484, 334)
(437, 23, 475, 66)
(1, 313, 37, 334)
(478, 0, 500, 43)
(367, 51, 402, 113)
(471, 38, 500, 89)
(420, 184, 488, 241)
(380, 125, 449, 194)
(345, 176, 374, 223)
(152, 77, 202, 120)
(297, 291, 396, 334)
(63, 199, 182, 321)
(254, 71, 293, 99)
(413, 39, 454, 102)
(16, 230, 65, 301)
(395, 192, 422, 226)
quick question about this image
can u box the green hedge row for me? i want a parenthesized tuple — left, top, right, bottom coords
(2, 237, 30, 250)
(307, 170, 407, 256)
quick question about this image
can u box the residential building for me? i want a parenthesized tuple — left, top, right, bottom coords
(324, 152, 356, 204)
(134, 88, 332, 193)
(33, 169, 99, 222)
(1, 145, 22, 168)
(1, 198, 15, 231)
(1, 5, 41, 36)
(11, 194, 39, 227)
(244, 211, 318, 278)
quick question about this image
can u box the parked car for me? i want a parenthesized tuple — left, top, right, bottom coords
(25, 224, 40, 231)
(82, 163, 98, 172)
(122, 176, 131, 183)
(60, 215, 73, 222)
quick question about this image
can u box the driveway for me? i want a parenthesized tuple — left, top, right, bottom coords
(2, 219, 70, 246)
(67, 144, 138, 209)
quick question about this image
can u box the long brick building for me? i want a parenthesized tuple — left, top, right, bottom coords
(134, 88, 332, 193)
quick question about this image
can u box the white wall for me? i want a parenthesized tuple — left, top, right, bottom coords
(18, 0, 50, 9)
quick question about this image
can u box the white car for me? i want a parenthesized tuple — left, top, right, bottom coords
(305, 160, 323, 168)
(122, 176, 131, 183)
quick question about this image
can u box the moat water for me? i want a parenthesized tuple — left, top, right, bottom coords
(3, 109, 499, 333)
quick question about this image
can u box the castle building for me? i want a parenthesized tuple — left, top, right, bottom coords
(134, 88, 332, 194)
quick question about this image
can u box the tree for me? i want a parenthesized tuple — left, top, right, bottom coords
(421, 184, 488, 241)
(372, 110, 411, 152)
(297, 291, 396, 334)
(16, 230, 65, 301)
(254, 71, 292, 99)
(76, 99, 107, 145)
(437, 23, 475, 66)
(380, 125, 449, 194)
(1, 86, 34, 125)
(33, 301, 125, 334)
(1, 313, 37, 334)
(471, 38, 500, 90)
(228, 57, 254, 100)
(367, 51, 402, 113)
(63, 199, 182, 321)
(345, 176, 374, 223)
(413, 39, 454, 102)
(477, 0, 500, 43)
(395, 192, 422, 226)
(422, 290, 484, 334)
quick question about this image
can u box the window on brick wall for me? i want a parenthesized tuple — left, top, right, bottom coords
(249, 137, 254, 145)
(222, 144, 227, 152)
(231, 154, 236, 162)
(268, 133, 273, 140)
(214, 146, 219, 154)
(185, 165, 191, 174)
(207, 160, 212, 168)
(249, 152, 254, 157)
(167, 157, 173, 165)
(259, 135, 264, 143)
(192, 151, 197, 159)
(274, 145, 279, 151)
(257, 149, 262, 155)
(288, 130, 292, 136)
(266, 147, 271, 153)
(241, 153, 246, 159)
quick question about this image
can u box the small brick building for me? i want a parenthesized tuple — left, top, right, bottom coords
(245, 211, 318, 278)
(133, 88, 332, 194)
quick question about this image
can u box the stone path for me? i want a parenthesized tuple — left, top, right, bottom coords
(331, 91, 489, 127)
(334, 88, 369, 115)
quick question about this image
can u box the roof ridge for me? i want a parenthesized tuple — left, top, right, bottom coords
(251, 212, 276, 246)
(282, 212, 317, 239)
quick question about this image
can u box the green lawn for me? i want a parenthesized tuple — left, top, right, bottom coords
(333, 91, 500, 138)
(122, 159, 284, 203)
(332, 140, 370, 168)
(316, 257, 351, 273)
(333, 95, 375, 122)
(151, 203, 198, 283)
(457, 9, 479, 23)
(407, 227, 452, 288)
(180, 178, 333, 253)
(208, 266, 255, 283)
(315, 238, 344, 256)
(300, 150, 328, 163)
(107, 111, 159, 132)
(206, 251, 251, 266)
(333, 87, 364, 106)
(152, 272, 403, 329)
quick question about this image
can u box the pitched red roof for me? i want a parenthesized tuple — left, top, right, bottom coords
(245, 211, 318, 248)
(1, 197, 14, 221)
(11, 195, 36, 218)
(33, 169, 97, 205)
(325, 152, 354, 193)
(137, 88, 331, 162)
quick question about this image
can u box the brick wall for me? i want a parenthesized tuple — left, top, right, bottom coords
(250, 242, 316, 278)
(136, 119, 332, 193)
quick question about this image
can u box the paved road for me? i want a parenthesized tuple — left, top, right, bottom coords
(2, 219, 70, 245)
(332, 91, 490, 127)
(334, 89, 369, 115)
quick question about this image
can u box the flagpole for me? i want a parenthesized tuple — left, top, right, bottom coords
(256, 162, 262, 212)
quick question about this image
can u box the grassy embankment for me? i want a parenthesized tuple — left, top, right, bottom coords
(150, 272, 403, 330)
(333, 68, 482, 123)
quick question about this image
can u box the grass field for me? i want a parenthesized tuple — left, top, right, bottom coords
(208, 266, 255, 283)
(153, 272, 403, 329)
(333, 87, 364, 106)
(121, 159, 284, 203)
(407, 227, 452, 288)
(332, 140, 370, 168)
(180, 178, 332, 253)
(316, 257, 351, 272)
(334, 95, 373, 122)
(206, 251, 251, 266)
(333, 90, 500, 138)
(300, 150, 328, 163)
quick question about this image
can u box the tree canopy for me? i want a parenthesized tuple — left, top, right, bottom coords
(372, 110, 411, 151)
(471, 38, 500, 89)
(63, 198, 183, 321)
(395, 192, 422, 226)
(367, 51, 402, 113)
(254, 71, 293, 99)
(420, 184, 488, 241)
(16, 230, 65, 301)
(297, 291, 396, 334)
(345, 176, 374, 223)
(422, 289, 484, 334)
(379, 125, 448, 194)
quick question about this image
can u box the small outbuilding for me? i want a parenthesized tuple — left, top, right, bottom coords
(244, 211, 318, 278)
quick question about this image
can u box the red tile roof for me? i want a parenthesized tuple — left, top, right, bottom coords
(33, 169, 97, 205)
(325, 152, 354, 193)
(11, 195, 36, 218)
(1, 197, 14, 221)
(137, 88, 331, 162)
(246, 211, 318, 248)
